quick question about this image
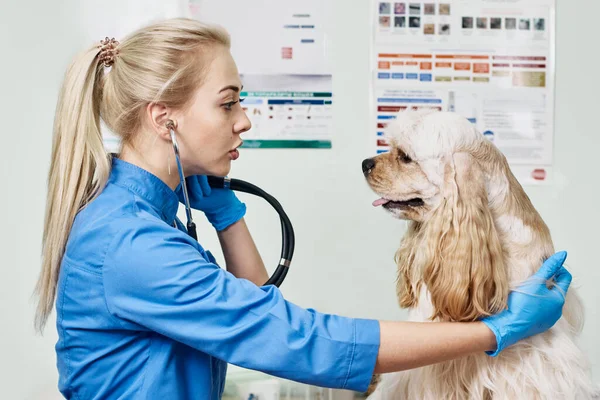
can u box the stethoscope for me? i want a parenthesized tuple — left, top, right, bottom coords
(167, 120, 294, 288)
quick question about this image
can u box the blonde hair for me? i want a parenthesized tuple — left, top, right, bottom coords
(34, 18, 231, 333)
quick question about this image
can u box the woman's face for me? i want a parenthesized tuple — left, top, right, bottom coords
(174, 46, 251, 177)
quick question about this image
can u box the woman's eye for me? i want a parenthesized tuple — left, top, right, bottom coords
(223, 101, 238, 110)
(223, 98, 245, 111)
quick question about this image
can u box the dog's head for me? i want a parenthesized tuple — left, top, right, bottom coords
(363, 109, 509, 322)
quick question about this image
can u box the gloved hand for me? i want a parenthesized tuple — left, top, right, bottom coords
(482, 251, 572, 356)
(176, 175, 246, 232)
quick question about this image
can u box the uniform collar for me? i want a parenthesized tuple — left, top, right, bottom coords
(109, 157, 180, 223)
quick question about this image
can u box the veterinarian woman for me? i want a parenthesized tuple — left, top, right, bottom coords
(35, 18, 573, 399)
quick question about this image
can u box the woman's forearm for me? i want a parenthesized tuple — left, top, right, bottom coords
(217, 218, 269, 286)
(374, 320, 496, 374)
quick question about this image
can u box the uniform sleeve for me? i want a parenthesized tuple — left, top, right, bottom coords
(102, 218, 380, 392)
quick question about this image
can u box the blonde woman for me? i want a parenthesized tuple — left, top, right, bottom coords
(35, 18, 572, 399)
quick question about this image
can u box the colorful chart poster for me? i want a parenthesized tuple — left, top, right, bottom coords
(191, 0, 333, 149)
(371, 0, 555, 184)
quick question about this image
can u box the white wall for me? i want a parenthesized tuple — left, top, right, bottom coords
(1, 0, 598, 398)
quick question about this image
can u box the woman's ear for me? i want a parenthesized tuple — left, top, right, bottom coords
(145, 102, 173, 141)
(421, 151, 509, 322)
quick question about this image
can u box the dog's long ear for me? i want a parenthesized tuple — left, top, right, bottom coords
(394, 221, 422, 309)
(421, 151, 509, 322)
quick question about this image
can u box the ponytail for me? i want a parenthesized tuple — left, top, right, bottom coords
(34, 18, 232, 333)
(34, 45, 110, 333)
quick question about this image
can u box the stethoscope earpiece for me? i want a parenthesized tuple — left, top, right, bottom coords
(165, 119, 177, 130)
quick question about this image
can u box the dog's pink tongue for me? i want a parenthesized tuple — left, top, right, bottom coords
(372, 198, 390, 207)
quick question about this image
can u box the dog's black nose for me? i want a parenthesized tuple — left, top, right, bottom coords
(362, 158, 376, 175)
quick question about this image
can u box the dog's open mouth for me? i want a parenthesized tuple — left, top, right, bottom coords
(373, 197, 425, 209)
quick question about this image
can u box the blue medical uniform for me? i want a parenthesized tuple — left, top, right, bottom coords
(55, 158, 380, 399)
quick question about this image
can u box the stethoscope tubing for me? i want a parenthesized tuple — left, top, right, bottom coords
(207, 176, 294, 288)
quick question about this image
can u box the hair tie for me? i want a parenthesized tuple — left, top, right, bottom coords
(98, 37, 119, 67)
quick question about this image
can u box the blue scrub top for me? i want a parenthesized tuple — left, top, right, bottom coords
(55, 157, 380, 399)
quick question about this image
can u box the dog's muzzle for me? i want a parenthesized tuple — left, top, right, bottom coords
(362, 158, 375, 176)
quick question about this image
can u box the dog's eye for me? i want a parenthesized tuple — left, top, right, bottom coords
(398, 151, 412, 163)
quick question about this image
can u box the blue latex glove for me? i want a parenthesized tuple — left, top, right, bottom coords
(176, 175, 246, 232)
(482, 251, 572, 356)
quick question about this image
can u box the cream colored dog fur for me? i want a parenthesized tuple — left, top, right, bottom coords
(363, 109, 596, 399)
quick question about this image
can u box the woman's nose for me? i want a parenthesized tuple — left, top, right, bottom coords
(235, 110, 252, 135)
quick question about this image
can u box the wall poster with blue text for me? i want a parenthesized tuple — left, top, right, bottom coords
(371, 0, 556, 184)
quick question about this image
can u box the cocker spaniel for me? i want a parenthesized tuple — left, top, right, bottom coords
(362, 109, 596, 399)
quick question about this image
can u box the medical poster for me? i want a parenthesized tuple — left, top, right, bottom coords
(371, 0, 555, 184)
(190, 0, 333, 149)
